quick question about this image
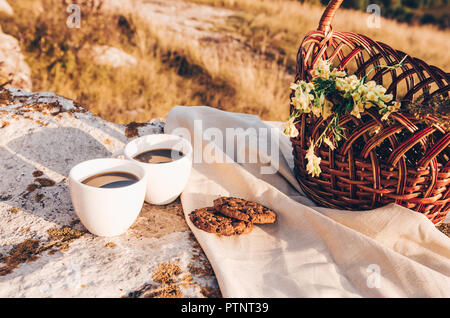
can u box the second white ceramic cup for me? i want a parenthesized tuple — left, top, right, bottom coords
(113, 134, 193, 205)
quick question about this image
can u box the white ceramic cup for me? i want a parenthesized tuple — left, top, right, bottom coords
(113, 134, 193, 205)
(69, 158, 147, 237)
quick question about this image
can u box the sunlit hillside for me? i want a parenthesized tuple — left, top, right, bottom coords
(0, 0, 449, 124)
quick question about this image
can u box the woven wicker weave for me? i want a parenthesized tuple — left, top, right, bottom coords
(291, 0, 450, 224)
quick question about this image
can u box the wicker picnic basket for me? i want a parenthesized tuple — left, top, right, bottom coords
(291, 0, 450, 224)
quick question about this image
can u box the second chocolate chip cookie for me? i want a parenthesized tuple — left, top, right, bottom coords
(213, 197, 277, 224)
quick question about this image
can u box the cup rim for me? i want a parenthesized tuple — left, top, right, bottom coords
(125, 133, 193, 166)
(69, 158, 147, 191)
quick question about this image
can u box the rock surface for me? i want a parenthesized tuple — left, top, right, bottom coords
(101, 0, 138, 13)
(135, 0, 234, 40)
(102, 0, 255, 55)
(0, 32, 32, 91)
(0, 0, 13, 16)
(0, 88, 220, 297)
(80, 45, 138, 68)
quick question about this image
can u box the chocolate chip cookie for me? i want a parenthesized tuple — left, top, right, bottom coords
(189, 207, 253, 236)
(213, 197, 277, 224)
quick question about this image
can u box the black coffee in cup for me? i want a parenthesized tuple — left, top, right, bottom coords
(133, 148, 184, 164)
(82, 171, 139, 188)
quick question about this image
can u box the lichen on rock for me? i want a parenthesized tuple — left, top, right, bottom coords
(0, 239, 41, 276)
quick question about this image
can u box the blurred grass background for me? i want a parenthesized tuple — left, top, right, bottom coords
(0, 0, 448, 124)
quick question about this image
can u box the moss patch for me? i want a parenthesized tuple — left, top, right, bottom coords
(125, 262, 185, 298)
(0, 239, 41, 276)
(34, 193, 45, 203)
(152, 262, 183, 284)
(26, 184, 38, 192)
(8, 207, 20, 214)
(32, 170, 44, 178)
(0, 89, 11, 106)
(200, 286, 222, 298)
(35, 177, 56, 187)
(125, 121, 147, 138)
(44, 226, 85, 252)
(0, 226, 85, 276)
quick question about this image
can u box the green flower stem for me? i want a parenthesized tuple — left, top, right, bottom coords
(315, 115, 337, 147)
(363, 55, 408, 82)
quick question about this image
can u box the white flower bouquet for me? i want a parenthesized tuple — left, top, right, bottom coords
(284, 58, 406, 177)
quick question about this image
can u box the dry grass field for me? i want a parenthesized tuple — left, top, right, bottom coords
(1, 0, 449, 124)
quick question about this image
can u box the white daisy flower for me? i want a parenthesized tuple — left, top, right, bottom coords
(311, 58, 331, 80)
(284, 116, 299, 138)
(323, 136, 336, 150)
(305, 142, 322, 177)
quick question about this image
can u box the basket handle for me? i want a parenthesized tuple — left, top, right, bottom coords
(318, 0, 344, 33)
